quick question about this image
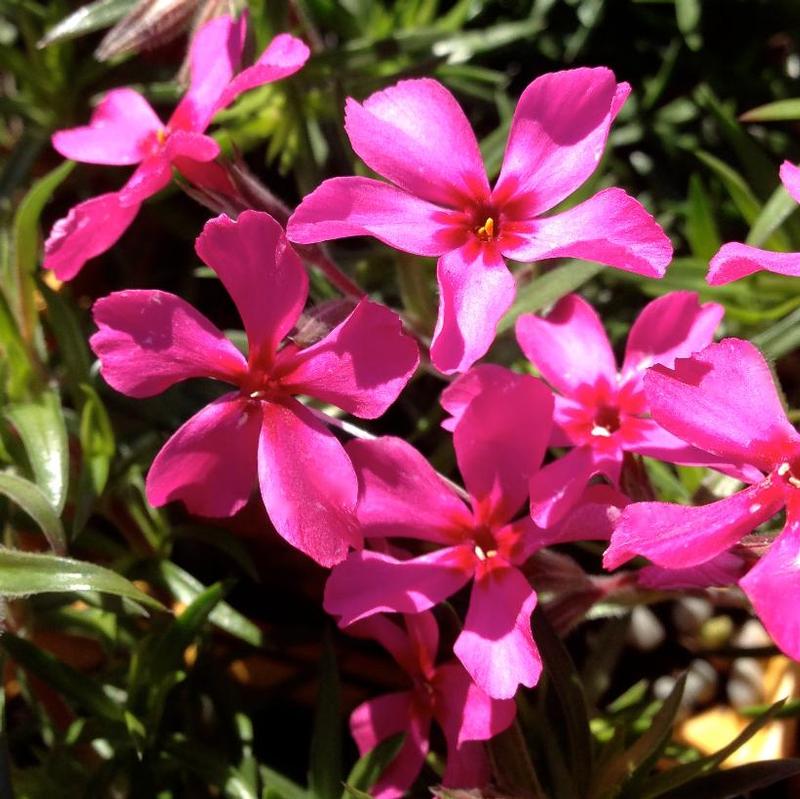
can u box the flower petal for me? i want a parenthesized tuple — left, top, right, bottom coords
(324, 547, 473, 626)
(603, 480, 784, 571)
(516, 293, 616, 396)
(216, 33, 310, 110)
(117, 155, 172, 206)
(258, 399, 359, 566)
(454, 372, 553, 525)
(621, 291, 723, 380)
(707, 242, 800, 285)
(51, 88, 162, 166)
(442, 741, 491, 792)
(350, 693, 430, 799)
(529, 445, 599, 528)
(455, 565, 541, 699)
(146, 392, 260, 517)
(494, 68, 627, 215)
(780, 161, 800, 204)
(91, 289, 247, 397)
(43, 192, 140, 281)
(346, 437, 472, 544)
(629, 419, 765, 484)
(740, 509, 800, 660)
(638, 552, 749, 590)
(196, 211, 308, 365)
(278, 299, 419, 418)
(440, 364, 515, 431)
(344, 78, 489, 208)
(169, 13, 246, 133)
(433, 662, 516, 746)
(644, 339, 800, 471)
(286, 176, 460, 255)
(430, 244, 515, 375)
(503, 188, 672, 277)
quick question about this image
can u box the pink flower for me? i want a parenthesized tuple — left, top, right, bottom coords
(286, 70, 672, 374)
(89, 211, 419, 566)
(325, 372, 619, 698)
(347, 613, 515, 799)
(444, 291, 727, 527)
(708, 162, 800, 284)
(604, 338, 800, 660)
(45, 14, 309, 280)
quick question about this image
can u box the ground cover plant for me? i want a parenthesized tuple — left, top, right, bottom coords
(3, 0, 800, 797)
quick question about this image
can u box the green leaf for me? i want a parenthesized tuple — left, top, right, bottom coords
(487, 718, 547, 799)
(641, 698, 788, 798)
(0, 289, 32, 400)
(0, 548, 162, 609)
(746, 184, 798, 248)
(740, 98, 800, 122)
(752, 305, 800, 360)
(10, 160, 74, 342)
(684, 174, 720, 260)
(531, 606, 593, 796)
(309, 632, 342, 799)
(73, 384, 115, 534)
(654, 759, 800, 799)
(595, 674, 686, 799)
(154, 560, 264, 648)
(343, 734, 404, 796)
(499, 261, 604, 334)
(6, 390, 69, 515)
(0, 472, 65, 552)
(261, 765, 309, 799)
(696, 151, 761, 225)
(675, 0, 701, 50)
(37, 0, 137, 47)
(0, 633, 123, 721)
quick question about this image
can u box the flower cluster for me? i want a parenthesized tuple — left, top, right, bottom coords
(44, 9, 800, 797)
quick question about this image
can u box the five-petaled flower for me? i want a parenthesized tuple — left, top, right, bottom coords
(508, 291, 736, 526)
(605, 337, 800, 660)
(347, 612, 515, 799)
(90, 211, 419, 566)
(45, 13, 309, 280)
(325, 372, 620, 698)
(287, 69, 672, 374)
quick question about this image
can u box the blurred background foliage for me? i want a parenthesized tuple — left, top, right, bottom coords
(2, 0, 800, 796)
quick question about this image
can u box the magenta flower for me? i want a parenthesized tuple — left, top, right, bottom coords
(286, 70, 672, 374)
(89, 211, 419, 566)
(347, 612, 515, 799)
(495, 291, 727, 527)
(604, 338, 800, 660)
(708, 162, 800, 284)
(45, 14, 309, 280)
(325, 373, 621, 698)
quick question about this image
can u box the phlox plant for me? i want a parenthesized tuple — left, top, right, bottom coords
(6, 1, 800, 797)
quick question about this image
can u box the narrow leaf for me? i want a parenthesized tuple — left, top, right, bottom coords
(0, 548, 162, 609)
(740, 98, 800, 122)
(38, 0, 137, 47)
(309, 632, 342, 799)
(0, 472, 65, 553)
(499, 261, 604, 334)
(6, 390, 69, 515)
(343, 734, 404, 795)
(655, 759, 800, 799)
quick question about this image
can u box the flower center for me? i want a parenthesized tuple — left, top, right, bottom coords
(590, 404, 621, 437)
(472, 525, 498, 560)
(776, 461, 800, 489)
(475, 216, 496, 242)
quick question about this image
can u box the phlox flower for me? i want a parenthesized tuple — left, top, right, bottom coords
(89, 211, 419, 566)
(443, 291, 727, 528)
(708, 162, 800, 284)
(325, 372, 619, 699)
(347, 612, 515, 799)
(45, 13, 309, 280)
(604, 338, 800, 660)
(287, 68, 672, 374)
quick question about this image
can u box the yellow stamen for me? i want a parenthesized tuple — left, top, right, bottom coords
(476, 217, 495, 241)
(156, 127, 168, 145)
